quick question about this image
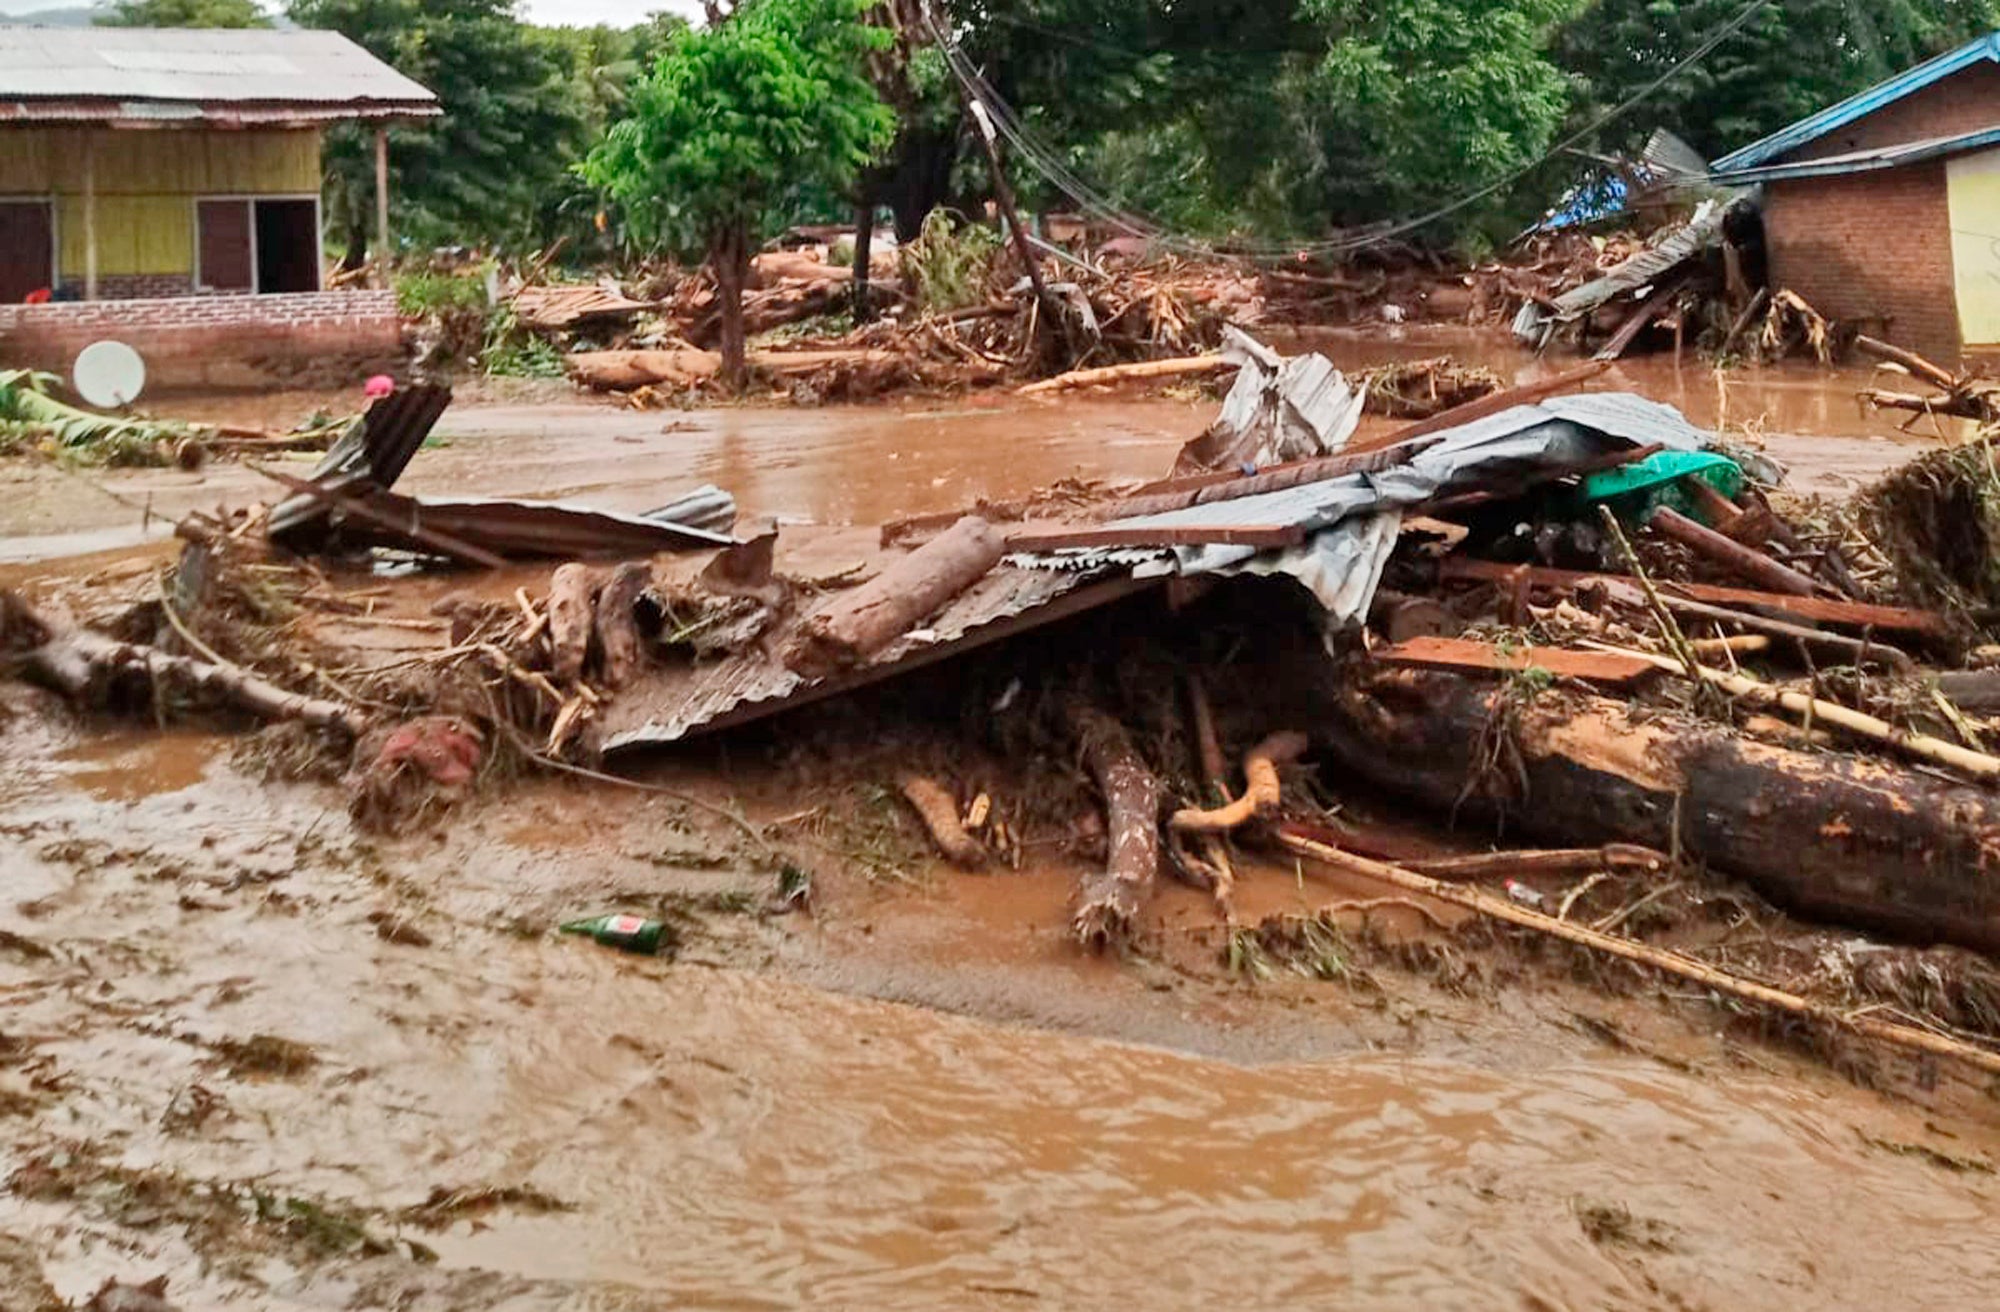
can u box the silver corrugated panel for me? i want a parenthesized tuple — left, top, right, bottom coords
(0, 28, 437, 108)
(597, 568, 1104, 751)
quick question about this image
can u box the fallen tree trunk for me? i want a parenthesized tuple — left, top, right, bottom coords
(900, 776, 987, 870)
(1647, 507, 1821, 597)
(1019, 355, 1232, 396)
(1072, 707, 1164, 948)
(8, 592, 367, 737)
(787, 515, 1004, 676)
(548, 564, 599, 684)
(1322, 670, 2000, 954)
(593, 561, 653, 691)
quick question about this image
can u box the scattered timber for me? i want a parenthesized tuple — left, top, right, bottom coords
(1171, 731, 1309, 834)
(1436, 558, 1947, 635)
(1347, 360, 1612, 454)
(901, 776, 987, 870)
(593, 562, 653, 691)
(1019, 355, 1232, 396)
(1322, 670, 2000, 954)
(1369, 636, 1661, 687)
(1647, 507, 1822, 597)
(548, 564, 598, 685)
(1072, 706, 1165, 948)
(7, 592, 367, 738)
(787, 516, 1005, 676)
(1274, 831, 2000, 1078)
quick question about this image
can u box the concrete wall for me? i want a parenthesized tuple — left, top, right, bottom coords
(1762, 163, 1962, 363)
(0, 290, 404, 390)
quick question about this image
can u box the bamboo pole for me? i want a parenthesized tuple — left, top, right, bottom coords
(1275, 831, 2000, 1077)
(1592, 643, 2000, 781)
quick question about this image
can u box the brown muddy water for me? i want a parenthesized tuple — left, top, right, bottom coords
(0, 329, 1963, 563)
(5, 707, 2000, 1309)
(7, 333, 2000, 1307)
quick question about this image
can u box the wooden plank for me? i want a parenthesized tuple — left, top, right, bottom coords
(1372, 635, 1660, 686)
(1109, 436, 1443, 511)
(1436, 558, 1948, 635)
(1647, 506, 1822, 596)
(1005, 523, 1307, 552)
(1345, 360, 1613, 456)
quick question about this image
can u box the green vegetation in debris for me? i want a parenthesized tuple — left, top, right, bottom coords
(481, 305, 569, 378)
(0, 369, 186, 466)
(901, 209, 1001, 313)
(394, 268, 490, 318)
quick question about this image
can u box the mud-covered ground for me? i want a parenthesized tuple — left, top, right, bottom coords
(5, 336, 2000, 1310)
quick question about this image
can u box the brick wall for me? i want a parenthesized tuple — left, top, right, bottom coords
(1762, 164, 1963, 363)
(95, 274, 197, 301)
(0, 290, 405, 390)
(1791, 63, 2000, 162)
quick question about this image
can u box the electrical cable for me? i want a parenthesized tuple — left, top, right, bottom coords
(922, 0, 1778, 259)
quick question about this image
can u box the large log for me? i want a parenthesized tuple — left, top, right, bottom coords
(8, 592, 368, 737)
(593, 561, 654, 691)
(1071, 707, 1164, 948)
(548, 563, 599, 684)
(1322, 671, 2000, 954)
(786, 516, 1004, 676)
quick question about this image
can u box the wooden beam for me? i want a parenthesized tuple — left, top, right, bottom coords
(1346, 360, 1613, 455)
(1104, 438, 1446, 520)
(1371, 636, 1661, 686)
(1436, 557, 1948, 635)
(1647, 506, 1823, 596)
(82, 129, 97, 301)
(1005, 523, 1307, 552)
(374, 125, 392, 283)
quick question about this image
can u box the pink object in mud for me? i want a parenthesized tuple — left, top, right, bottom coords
(364, 374, 396, 400)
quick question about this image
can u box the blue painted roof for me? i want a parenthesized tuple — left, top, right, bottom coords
(1711, 125, 2000, 185)
(1711, 31, 2000, 174)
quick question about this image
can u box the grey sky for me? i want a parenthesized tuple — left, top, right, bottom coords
(518, 0, 702, 26)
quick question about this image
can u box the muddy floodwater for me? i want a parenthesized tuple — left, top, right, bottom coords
(5, 332, 2000, 1308)
(7, 732, 2000, 1310)
(0, 329, 1962, 563)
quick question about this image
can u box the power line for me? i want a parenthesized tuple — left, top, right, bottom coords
(924, 0, 1779, 259)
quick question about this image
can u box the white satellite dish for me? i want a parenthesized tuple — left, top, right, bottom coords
(73, 340, 147, 409)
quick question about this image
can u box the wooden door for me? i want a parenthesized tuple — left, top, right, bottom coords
(197, 199, 253, 292)
(0, 200, 53, 303)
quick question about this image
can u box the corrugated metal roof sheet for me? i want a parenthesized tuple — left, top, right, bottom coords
(0, 27, 437, 111)
(1712, 31, 2000, 174)
(1515, 203, 1725, 344)
(1710, 126, 2000, 186)
(596, 568, 1146, 751)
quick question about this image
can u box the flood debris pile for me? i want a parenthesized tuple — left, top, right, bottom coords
(17, 334, 2000, 1091)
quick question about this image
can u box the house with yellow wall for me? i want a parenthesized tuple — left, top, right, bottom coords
(0, 26, 438, 303)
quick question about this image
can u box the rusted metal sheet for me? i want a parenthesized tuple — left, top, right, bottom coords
(595, 570, 1155, 751)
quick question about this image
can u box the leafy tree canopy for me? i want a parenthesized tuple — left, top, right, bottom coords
(582, 0, 895, 256)
(100, 0, 270, 26)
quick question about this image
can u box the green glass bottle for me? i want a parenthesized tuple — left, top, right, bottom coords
(560, 913, 667, 955)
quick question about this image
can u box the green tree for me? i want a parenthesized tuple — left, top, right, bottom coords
(1555, 0, 2000, 162)
(583, 0, 894, 388)
(100, 0, 270, 25)
(288, 0, 595, 260)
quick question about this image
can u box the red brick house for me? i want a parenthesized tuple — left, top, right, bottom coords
(1711, 33, 2000, 367)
